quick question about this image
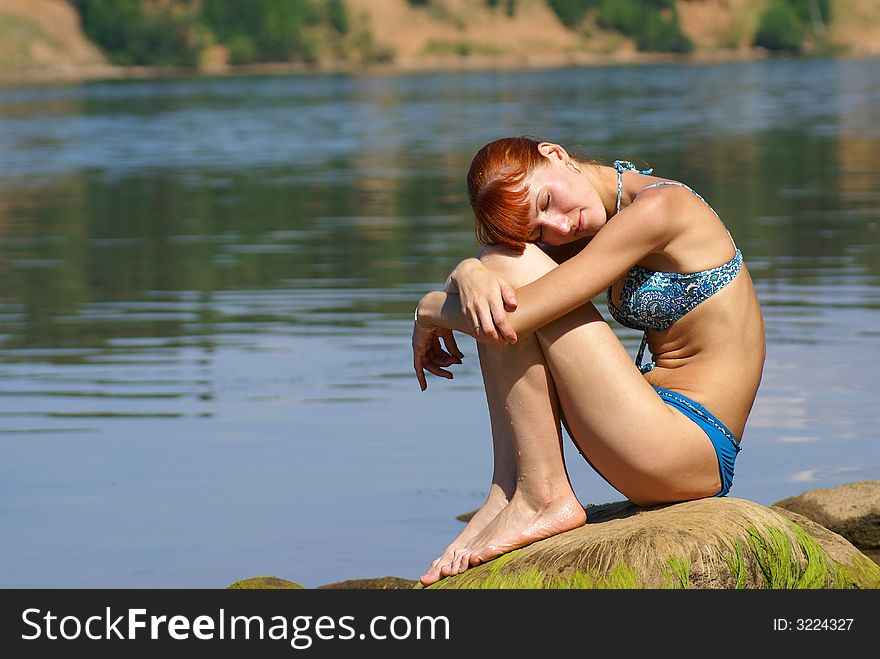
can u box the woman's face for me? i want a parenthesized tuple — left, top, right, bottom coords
(524, 153, 607, 246)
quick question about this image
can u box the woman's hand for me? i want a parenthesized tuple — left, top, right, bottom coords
(412, 309, 464, 392)
(448, 258, 518, 344)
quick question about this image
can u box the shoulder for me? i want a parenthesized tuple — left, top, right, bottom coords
(628, 181, 709, 232)
(615, 181, 689, 240)
(632, 180, 696, 209)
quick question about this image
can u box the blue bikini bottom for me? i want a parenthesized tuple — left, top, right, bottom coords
(653, 387, 741, 497)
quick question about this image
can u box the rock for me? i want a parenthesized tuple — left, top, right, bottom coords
(456, 510, 477, 523)
(429, 497, 880, 589)
(227, 576, 304, 589)
(772, 481, 880, 551)
(317, 576, 419, 590)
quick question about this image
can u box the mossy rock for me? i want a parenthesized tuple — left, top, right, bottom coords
(227, 576, 305, 589)
(429, 498, 880, 589)
(317, 576, 419, 589)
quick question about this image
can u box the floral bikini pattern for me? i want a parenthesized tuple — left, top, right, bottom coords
(607, 161, 743, 372)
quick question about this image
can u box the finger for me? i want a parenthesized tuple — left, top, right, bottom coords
(433, 355, 458, 367)
(442, 332, 464, 360)
(412, 351, 429, 391)
(466, 306, 481, 337)
(432, 339, 462, 365)
(476, 305, 499, 340)
(423, 363, 454, 379)
(429, 350, 458, 367)
(428, 342, 458, 366)
(489, 305, 518, 344)
(501, 281, 518, 310)
(423, 349, 454, 378)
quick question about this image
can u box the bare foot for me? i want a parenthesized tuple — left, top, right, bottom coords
(438, 491, 586, 580)
(419, 485, 511, 586)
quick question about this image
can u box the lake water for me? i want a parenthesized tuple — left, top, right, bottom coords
(0, 58, 878, 588)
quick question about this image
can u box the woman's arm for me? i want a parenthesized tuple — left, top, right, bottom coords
(419, 193, 673, 340)
(539, 236, 592, 264)
(441, 256, 518, 343)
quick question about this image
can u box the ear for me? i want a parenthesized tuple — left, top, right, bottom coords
(537, 142, 570, 164)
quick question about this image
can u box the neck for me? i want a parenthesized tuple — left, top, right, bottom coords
(586, 165, 621, 219)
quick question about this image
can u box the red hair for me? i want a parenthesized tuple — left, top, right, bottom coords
(467, 136, 545, 254)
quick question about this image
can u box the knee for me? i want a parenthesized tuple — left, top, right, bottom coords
(479, 243, 556, 288)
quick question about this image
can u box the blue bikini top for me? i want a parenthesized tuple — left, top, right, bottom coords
(606, 161, 743, 372)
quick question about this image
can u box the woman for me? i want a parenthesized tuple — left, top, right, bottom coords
(412, 136, 765, 587)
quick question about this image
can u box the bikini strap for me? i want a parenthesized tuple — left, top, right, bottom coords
(613, 160, 654, 214)
(636, 333, 655, 374)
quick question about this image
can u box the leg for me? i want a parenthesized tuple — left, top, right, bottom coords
(418, 345, 518, 585)
(436, 244, 721, 579)
(425, 246, 591, 584)
(420, 330, 583, 586)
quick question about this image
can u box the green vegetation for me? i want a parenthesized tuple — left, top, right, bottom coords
(547, 0, 692, 53)
(424, 40, 503, 57)
(722, 540, 748, 588)
(200, 0, 323, 64)
(73, 0, 205, 66)
(424, 517, 880, 589)
(746, 524, 853, 589)
(754, 0, 833, 53)
(547, 0, 599, 27)
(663, 556, 691, 589)
(485, 0, 518, 17)
(429, 552, 647, 589)
(73, 0, 351, 67)
(754, 0, 805, 52)
(69, 0, 840, 68)
(227, 576, 304, 589)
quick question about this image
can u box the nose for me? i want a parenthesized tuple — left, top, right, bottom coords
(544, 211, 572, 236)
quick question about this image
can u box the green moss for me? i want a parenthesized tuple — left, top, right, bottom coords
(227, 576, 304, 589)
(428, 518, 880, 590)
(593, 562, 642, 589)
(431, 552, 644, 590)
(749, 525, 804, 588)
(663, 556, 691, 589)
(722, 541, 748, 589)
(837, 553, 880, 589)
(789, 523, 842, 588)
(745, 522, 870, 589)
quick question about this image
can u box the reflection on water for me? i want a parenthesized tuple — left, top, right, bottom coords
(0, 58, 878, 587)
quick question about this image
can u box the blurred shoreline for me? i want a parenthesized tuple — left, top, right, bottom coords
(1, 48, 871, 87)
(2, 0, 876, 88)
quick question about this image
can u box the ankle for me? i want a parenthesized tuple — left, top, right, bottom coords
(514, 474, 575, 509)
(487, 480, 514, 503)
